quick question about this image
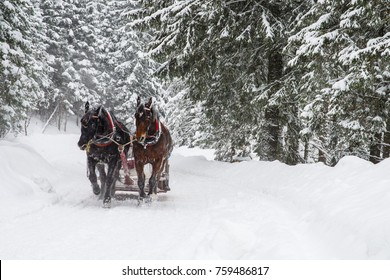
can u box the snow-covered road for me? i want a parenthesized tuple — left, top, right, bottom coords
(1, 133, 390, 259)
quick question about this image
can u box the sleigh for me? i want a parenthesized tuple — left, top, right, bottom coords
(80, 98, 172, 207)
(113, 156, 170, 194)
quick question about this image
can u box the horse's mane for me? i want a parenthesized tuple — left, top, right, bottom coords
(111, 113, 130, 134)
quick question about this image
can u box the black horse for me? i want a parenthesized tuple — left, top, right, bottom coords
(133, 97, 173, 198)
(78, 102, 132, 208)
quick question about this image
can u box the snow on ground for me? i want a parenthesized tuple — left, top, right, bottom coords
(1, 124, 390, 259)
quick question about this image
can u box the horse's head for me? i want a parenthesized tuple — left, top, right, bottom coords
(135, 96, 158, 145)
(77, 102, 107, 150)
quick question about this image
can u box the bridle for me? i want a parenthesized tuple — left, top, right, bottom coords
(136, 105, 161, 148)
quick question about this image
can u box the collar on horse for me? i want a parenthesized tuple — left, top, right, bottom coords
(143, 119, 161, 148)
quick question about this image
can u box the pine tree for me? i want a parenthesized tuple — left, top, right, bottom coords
(93, 0, 162, 126)
(288, 0, 390, 164)
(0, 0, 50, 136)
(40, 0, 76, 129)
(40, 0, 103, 131)
(69, 0, 102, 116)
(164, 79, 210, 147)
(131, 0, 306, 163)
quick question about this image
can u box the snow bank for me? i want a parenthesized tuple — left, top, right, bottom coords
(1, 133, 390, 259)
(0, 140, 59, 218)
(173, 145, 215, 160)
(172, 151, 390, 259)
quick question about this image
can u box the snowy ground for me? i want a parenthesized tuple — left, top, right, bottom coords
(1, 121, 390, 259)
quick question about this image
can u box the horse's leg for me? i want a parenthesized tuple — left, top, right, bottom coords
(157, 158, 171, 192)
(96, 163, 106, 198)
(87, 157, 100, 195)
(163, 159, 170, 191)
(135, 162, 146, 198)
(148, 158, 163, 195)
(103, 157, 119, 207)
(158, 157, 166, 191)
(111, 161, 121, 197)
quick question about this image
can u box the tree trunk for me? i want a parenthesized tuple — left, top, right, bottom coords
(383, 119, 390, 159)
(285, 104, 300, 165)
(303, 140, 309, 163)
(64, 112, 68, 132)
(369, 133, 382, 164)
(264, 106, 280, 160)
(265, 49, 283, 161)
(318, 149, 326, 164)
(42, 103, 59, 134)
(24, 116, 31, 136)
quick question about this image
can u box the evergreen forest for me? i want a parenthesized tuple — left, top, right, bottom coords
(1, 0, 389, 165)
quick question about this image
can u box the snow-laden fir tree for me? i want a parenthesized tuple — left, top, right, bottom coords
(129, 0, 249, 160)
(69, 0, 103, 117)
(95, 0, 162, 127)
(163, 79, 211, 148)
(40, 0, 102, 131)
(0, 0, 51, 137)
(288, 0, 390, 164)
(131, 0, 307, 163)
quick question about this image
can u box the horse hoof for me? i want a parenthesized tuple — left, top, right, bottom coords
(103, 198, 111, 208)
(92, 186, 100, 195)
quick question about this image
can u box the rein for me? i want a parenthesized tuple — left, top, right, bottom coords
(85, 132, 135, 153)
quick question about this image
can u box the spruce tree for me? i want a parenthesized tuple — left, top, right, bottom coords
(131, 0, 306, 163)
(288, 0, 390, 164)
(94, 0, 162, 126)
(0, 0, 50, 136)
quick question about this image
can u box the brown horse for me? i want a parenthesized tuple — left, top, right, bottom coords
(133, 97, 173, 199)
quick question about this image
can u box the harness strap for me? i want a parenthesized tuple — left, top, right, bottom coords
(105, 110, 116, 134)
(91, 108, 133, 148)
(88, 134, 136, 150)
(98, 107, 115, 134)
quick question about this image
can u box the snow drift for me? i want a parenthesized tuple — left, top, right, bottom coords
(0, 131, 390, 259)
